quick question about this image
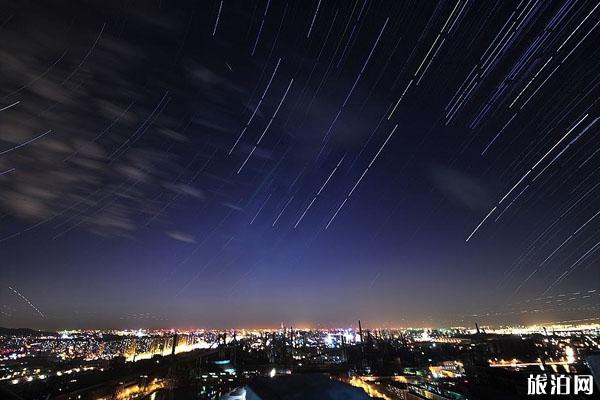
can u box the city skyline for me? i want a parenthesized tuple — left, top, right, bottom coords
(0, 0, 599, 330)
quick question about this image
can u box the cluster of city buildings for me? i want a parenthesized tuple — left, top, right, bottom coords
(0, 323, 598, 399)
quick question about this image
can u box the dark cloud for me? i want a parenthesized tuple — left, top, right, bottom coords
(0, 1, 241, 237)
(429, 165, 492, 211)
(166, 231, 196, 243)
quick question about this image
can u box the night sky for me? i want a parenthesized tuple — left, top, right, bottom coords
(0, 0, 599, 330)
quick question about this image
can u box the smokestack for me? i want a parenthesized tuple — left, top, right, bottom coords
(358, 320, 364, 343)
(171, 333, 178, 356)
(358, 320, 365, 361)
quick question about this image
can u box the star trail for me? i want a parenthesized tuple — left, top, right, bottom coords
(0, 0, 598, 330)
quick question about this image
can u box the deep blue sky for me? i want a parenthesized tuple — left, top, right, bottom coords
(0, 0, 599, 330)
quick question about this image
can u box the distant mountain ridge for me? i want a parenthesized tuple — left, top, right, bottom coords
(0, 327, 57, 336)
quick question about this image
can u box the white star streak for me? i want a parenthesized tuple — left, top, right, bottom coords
(0, 100, 20, 112)
(229, 58, 281, 154)
(532, 116, 599, 182)
(555, 2, 600, 53)
(212, 0, 224, 36)
(306, 0, 322, 38)
(481, 112, 517, 155)
(294, 197, 317, 229)
(514, 268, 537, 294)
(388, 79, 413, 119)
(325, 198, 348, 230)
(539, 209, 600, 267)
(238, 78, 294, 174)
(415, 37, 446, 85)
(499, 170, 531, 204)
(250, 193, 272, 225)
(0, 129, 53, 156)
(325, 124, 398, 230)
(414, 33, 443, 78)
(273, 195, 294, 227)
(389, 1, 464, 119)
(0, 168, 15, 176)
(251, 0, 271, 56)
(465, 206, 497, 242)
(508, 56, 553, 108)
(545, 240, 600, 293)
(294, 156, 344, 229)
(62, 23, 106, 84)
(561, 17, 600, 63)
(466, 114, 590, 241)
(320, 18, 389, 145)
(342, 17, 389, 108)
(532, 114, 588, 170)
(494, 184, 529, 222)
(8, 286, 45, 318)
